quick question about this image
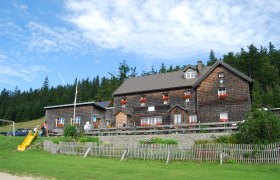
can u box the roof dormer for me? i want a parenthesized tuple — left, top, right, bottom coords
(184, 70, 197, 79)
(183, 65, 197, 79)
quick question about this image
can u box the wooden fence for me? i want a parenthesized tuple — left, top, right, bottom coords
(83, 121, 241, 136)
(43, 140, 280, 164)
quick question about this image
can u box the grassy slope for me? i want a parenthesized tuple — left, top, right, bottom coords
(1, 136, 280, 180)
(0, 117, 45, 132)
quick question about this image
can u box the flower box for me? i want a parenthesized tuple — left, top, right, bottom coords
(121, 99, 126, 105)
(56, 124, 64, 127)
(183, 94, 192, 99)
(155, 122, 162, 126)
(139, 97, 146, 103)
(220, 118, 228, 122)
(218, 94, 227, 99)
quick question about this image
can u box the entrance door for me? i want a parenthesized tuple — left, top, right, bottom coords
(116, 112, 127, 128)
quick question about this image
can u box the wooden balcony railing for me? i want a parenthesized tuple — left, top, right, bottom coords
(83, 121, 242, 136)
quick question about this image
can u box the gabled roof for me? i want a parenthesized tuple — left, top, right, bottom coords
(183, 65, 197, 72)
(114, 110, 132, 116)
(44, 101, 108, 110)
(192, 61, 253, 87)
(168, 105, 189, 112)
(96, 101, 112, 108)
(113, 61, 253, 96)
(113, 67, 210, 96)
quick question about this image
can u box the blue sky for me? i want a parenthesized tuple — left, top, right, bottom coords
(0, 0, 279, 91)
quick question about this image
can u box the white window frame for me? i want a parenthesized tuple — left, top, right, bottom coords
(148, 106, 155, 111)
(55, 117, 65, 127)
(141, 117, 162, 126)
(184, 71, 196, 79)
(174, 114, 182, 125)
(71, 116, 81, 126)
(218, 88, 227, 96)
(220, 113, 228, 122)
(189, 115, 197, 124)
(218, 72, 224, 78)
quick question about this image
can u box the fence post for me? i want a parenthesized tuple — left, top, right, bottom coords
(121, 149, 128, 161)
(166, 150, 171, 164)
(220, 152, 223, 165)
(83, 147, 91, 158)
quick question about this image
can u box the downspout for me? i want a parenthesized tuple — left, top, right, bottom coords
(196, 87, 199, 118)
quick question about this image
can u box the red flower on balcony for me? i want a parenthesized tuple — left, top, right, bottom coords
(121, 99, 126, 105)
(155, 122, 162, 126)
(141, 123, 150, 126)
(183, 94, 192, 99)
(162, 95, 169, 101)
(56, 123, 64, 127)
(218, 93, 227, 99)
(220, 118, 228, 122)
(140, 97, 146, 103)
(183, 91, 191, 99)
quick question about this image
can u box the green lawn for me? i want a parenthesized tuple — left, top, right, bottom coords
(0, 136, 280, 180)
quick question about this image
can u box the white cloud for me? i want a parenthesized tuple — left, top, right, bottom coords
(64, 0, 280, 59)
(0, 51, 48, 88)
(12, 1, 28, 10)
(27, 21, 90, 54)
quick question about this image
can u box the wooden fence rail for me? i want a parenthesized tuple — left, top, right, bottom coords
(82, 121, 242, 136)
(43, 141, 280, 164)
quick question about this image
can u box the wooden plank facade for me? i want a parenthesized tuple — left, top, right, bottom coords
(45, 102, 114, 131)
(113, 61, 252, 127)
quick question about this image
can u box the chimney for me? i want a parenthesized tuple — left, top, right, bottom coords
(197, 60, 202, 73)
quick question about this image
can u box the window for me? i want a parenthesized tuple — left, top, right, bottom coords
(141, 117, 162, 126)
(218, 88, 227, 99)
(72, 116, 81, 126)
(92, 115, 97, 122)
(220, 113, 228, 122)
(55, 117, 65, 127)
(218, 72, 224, 78)
(148, 106, 155, 111)
(184, 71, 196, 79)
(218, 88, 226, 95)
(174, 114, 182, 125)
(189, 115, 197, 124)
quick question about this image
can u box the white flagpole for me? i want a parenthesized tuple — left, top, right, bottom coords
(73, 79, 78, 126)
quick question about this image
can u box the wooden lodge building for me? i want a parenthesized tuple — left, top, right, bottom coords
(44, 101, 113, 130)
(113, 61, 253, 128)
(45, 61, 253, 131)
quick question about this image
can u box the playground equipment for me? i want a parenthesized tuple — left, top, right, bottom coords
(17, 130, 38, 151)
(0, 119, 15, 136)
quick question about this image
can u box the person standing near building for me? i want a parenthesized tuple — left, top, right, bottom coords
(41, 121, 47, 136)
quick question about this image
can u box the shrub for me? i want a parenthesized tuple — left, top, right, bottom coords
(213, 135, 238, 144)
(64, 125, 79, 138)
(233, 109, 280, 144)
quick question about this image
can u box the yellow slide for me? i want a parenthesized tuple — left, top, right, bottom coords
(17, 130, 38, 151)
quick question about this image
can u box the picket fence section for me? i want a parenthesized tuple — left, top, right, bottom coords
(43, 141, 280, 164)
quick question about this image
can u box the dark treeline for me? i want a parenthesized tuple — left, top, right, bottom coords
(0, 43, 279, 122)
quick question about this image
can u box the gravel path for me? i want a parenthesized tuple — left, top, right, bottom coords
(0, 172, 40, 180)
